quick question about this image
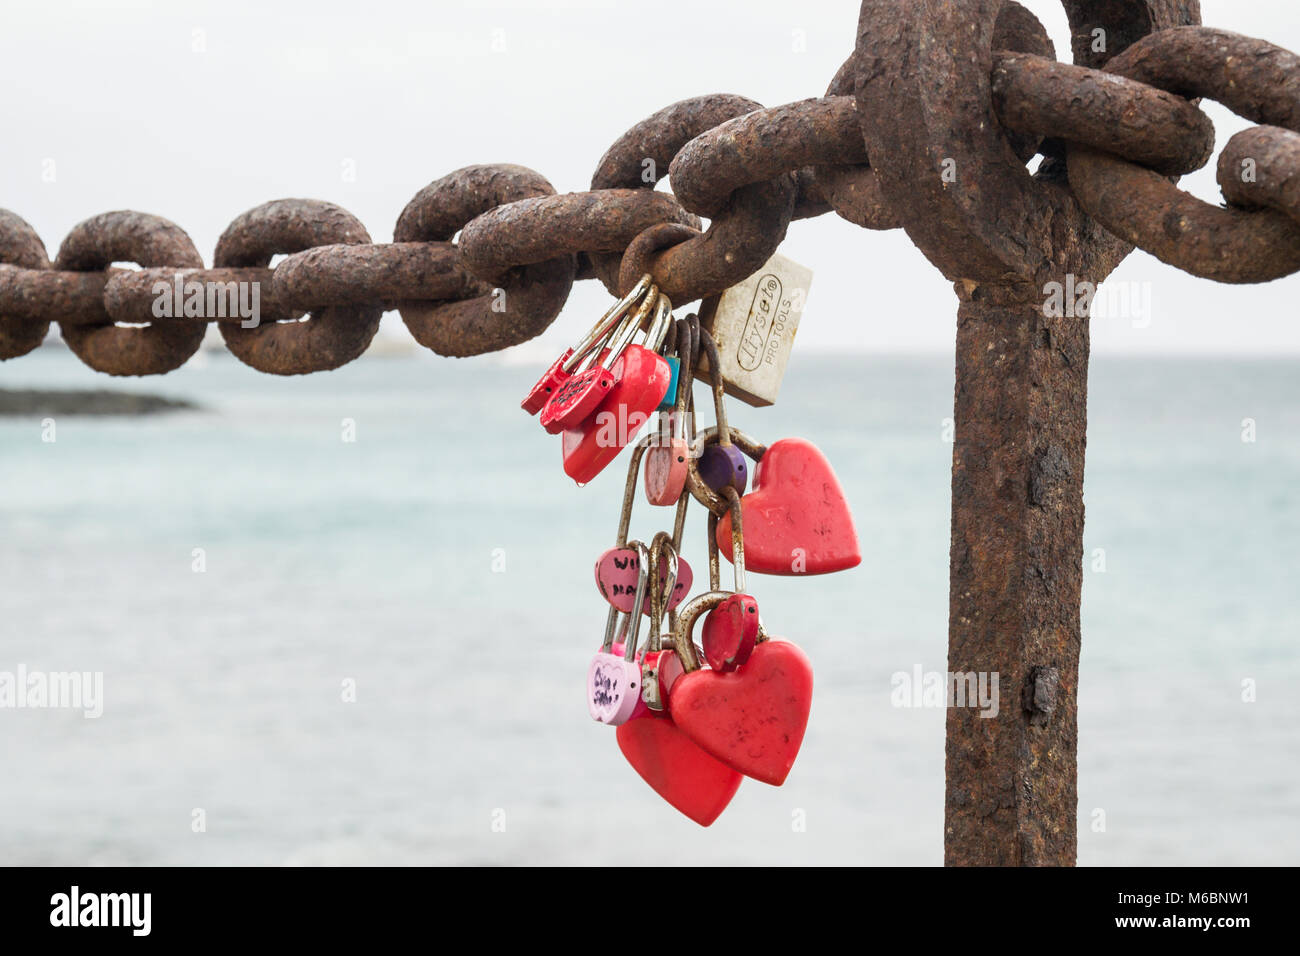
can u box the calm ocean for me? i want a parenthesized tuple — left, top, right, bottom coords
(2, 344, 1297, 865)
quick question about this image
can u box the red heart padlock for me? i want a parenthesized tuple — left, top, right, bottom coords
(543, 286, 666, 434)
(562, 342, 672, 485)
(521, 350, 573, 415)
(667, 592, 813, 786)
(616, 710, 743, 826)
(715, 438, 860, 575)
(701, 593, 759, 672)
(672, 639, 813, 786)
(539, 358, 615, 434)
(523, 274, 654, 416)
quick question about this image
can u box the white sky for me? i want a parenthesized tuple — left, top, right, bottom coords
(2, 0, 1297, 356)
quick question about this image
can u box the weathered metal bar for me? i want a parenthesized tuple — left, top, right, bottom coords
(946, 284, 1086, 866)
(854, 0, 1200, 865)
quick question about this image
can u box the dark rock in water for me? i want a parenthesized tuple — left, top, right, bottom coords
(0, 388, 200, 416)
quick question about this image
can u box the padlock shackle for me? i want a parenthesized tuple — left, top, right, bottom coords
(643, 293, 673, 354)
(625, 540, 652, 663)
(697, 328, 733, 448)
(706, 484, 746, 594)
(574, 281, 657, 375)
(615, 433, 659, 547)
(670, 590, 732, 673)
(581, 284, 659, 374)
(692, 425, 766, 463)
(672, 313, 698, 421)
(646, 532, 678, 655)
(563, 273, 654, 374)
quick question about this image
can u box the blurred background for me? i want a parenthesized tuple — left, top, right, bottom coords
(1, 0, 1298, 864)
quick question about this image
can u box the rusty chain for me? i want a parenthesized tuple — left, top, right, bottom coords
(2, 10, 1300, 376)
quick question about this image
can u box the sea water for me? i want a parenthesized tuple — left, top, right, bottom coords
(2, 347, 1297, 865)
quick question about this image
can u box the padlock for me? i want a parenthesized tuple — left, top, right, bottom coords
(695, 326, 748, 495)
(522, 273, 654, 415)
(666, 590, 814, 786)
(713, 435, 861, 576)
(588, 540, 652, 726)
(594, 432, 693, 615)
(638, 531, 678, 713)
(700, 485, 759, 673)
(654, 316, 682, 414)
(539, 281, 658, 434)
(561, 292, 675, 485)
(644, 314, 698, 507)
(683, 423, 767, 519)
(695, 251, 812, 408)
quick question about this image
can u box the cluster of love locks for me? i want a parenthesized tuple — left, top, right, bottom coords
(522, 261, 860, 825)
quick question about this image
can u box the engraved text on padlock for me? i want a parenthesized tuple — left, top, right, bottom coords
(696, 251, 811, 408)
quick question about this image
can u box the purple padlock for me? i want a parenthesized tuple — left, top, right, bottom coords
(695, 327, 748, 494)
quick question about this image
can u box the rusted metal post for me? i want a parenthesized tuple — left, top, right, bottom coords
(946, 286, 1088, 865)
(853, 0, 1201, 865)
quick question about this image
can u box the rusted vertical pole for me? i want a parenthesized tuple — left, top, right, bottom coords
(852, 0, 1200, 865)
(945, 285, 1087, 865)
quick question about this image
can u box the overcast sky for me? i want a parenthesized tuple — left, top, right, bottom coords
(2, 0, 1297, 356)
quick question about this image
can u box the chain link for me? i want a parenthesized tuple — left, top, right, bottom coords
(3, 18, 1300, 375)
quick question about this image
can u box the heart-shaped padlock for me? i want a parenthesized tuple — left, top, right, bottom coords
(693, 456, 761, 672)
(587, 541, 652, 726)
(540, 283, 659, 434)
(561, 294, 674, 485)
(594, 435, 694, 614)
(666, 591, 813, 786)
(616, 711, 743, 826)
(594, 549, 693, 615)
(522, 274, 653, 416)
(714, 437, 860, 576)
(644, 314, 698, 507)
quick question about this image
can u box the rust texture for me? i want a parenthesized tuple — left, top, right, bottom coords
(588, 95, 797, 303)
(589, 94, 763, 291)
(0, 266, 107, 327)
(214, 199, 381, 375)
(5, 8, 1299, 377)
(273, 242, 476, 310)
(393, 164, 573, 357)
(457, 190, 697, 283)
(54, 211, 206, 376)
(853, 0, 1200, 867)
(668, 97, 866, 219)
(1219, 125, 1300, 226)
(102, 267, 287, 324)
(1068, 147, 1300, 282)
(0, 209, 53, 358)
(0, 0, 1297, 873)
(1068, 29, 1300, 283)
(991, 52, 1215, 175)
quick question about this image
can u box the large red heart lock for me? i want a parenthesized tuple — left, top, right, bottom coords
(616, 709, 743, 827)
(715, 438, 860, 576)
(666, 592, 814, 786)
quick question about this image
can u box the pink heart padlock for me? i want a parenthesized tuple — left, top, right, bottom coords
(594, 547, 692, 615)
(588, 542, 652, 726)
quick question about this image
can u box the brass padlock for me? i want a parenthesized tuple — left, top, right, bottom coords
(696, 251, 812, 407)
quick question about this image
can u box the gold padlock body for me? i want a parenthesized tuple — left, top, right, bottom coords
(696, 251, 812, 407)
